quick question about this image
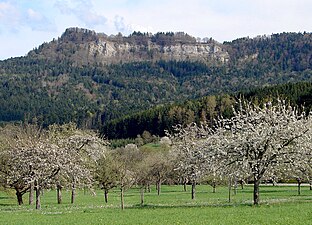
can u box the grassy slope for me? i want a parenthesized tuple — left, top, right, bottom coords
(0, 185, 311, 225)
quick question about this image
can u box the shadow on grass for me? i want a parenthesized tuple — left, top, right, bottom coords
(129, 201, 255, 210)
(0, 203, 16, 207)
(128, 197, 312, 210)
(0, 195, 14, 199)
(0, 196, 16, 207)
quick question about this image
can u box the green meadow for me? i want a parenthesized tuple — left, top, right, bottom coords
(1, 185, 311, 225)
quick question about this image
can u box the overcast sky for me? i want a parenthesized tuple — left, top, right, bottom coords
(0, 0, 311, 60)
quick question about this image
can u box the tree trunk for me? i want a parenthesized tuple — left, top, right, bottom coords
(140, 187, 144, 206)
(104, 189, 108, 203)
(57, 184, 62, 204)
(16, 190, 23, 205)
(120, 186, 124, 210)
(309, 181, 312, 191)
(212, 181, 216, 193)
(29, 182, 34, 205)
(240, 180, 244, 189)
(157, 179, 161, 196)
(191, 181, 196, 200)
(253, 177, 260, 205)
(35, 186, 41, 210)
(234, 177, 237, 195)
(28, 165, 33, 205)
(183, 178, 187, 192)
(71, 182, 75, 204)
(297, 178, 301, 195)
(228, 176, 232, 203)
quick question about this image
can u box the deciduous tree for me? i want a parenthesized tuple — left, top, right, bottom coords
(215, 99, 312, 205)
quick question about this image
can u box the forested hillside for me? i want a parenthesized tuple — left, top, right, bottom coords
(0, 29, 311, 132)
(102, 81, 312, 139)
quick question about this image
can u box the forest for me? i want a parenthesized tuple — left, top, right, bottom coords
(0, 31, 311, 138)
(101, 81, 312, 139)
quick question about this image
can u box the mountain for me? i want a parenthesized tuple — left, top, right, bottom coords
(0, 28, 311, 131)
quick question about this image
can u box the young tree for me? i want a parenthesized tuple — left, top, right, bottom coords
(149, 150, 173, 196)
(94, 152, 119, 203)
(283, 150, 312, 194)
(48, 123, 108, 204)
(169, 123, 216, 199)
(201, 169, 225, 193)
(114, 144, 138, 210)
(131, 151, 153, 206)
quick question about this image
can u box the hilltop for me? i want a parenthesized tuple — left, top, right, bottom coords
(28, 27, 229, 65)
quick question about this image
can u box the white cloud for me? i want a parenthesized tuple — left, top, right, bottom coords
(27, 8, 41, 20)
(113, 15, 153, 35)
(0, 2, 21, 31)
(0, 0, 311, 59)
(0, 1, 56, 32)
(54, 0, 107, 28)
(113, 15, 131, 34)
(117, 0, 312, 41)
(25, 8, 56, 32)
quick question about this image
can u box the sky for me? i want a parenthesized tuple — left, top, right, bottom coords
(0, 0, 311, 60)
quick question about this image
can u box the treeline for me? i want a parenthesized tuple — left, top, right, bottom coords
(101, 81, 312, 139)
(60, 28, 197, 46)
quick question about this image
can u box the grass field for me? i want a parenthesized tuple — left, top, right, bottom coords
(0, 185, 312, 225)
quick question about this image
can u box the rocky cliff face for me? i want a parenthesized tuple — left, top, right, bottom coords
(88, 40, 229, 63)
(29, 27, 230, 65)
